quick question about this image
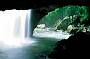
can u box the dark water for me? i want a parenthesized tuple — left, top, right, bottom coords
(0, 38, 58, 59)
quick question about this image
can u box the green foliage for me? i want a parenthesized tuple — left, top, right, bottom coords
(39, 5, 89, 33)
(39, 8, 63, 28)
(79, 6, 89, 22)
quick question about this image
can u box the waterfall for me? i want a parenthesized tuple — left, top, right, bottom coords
(18, 10, 28, 38)
(25, 9, 31, 38)
(0, 9, 36, 48)
(14, 9, 31, 38)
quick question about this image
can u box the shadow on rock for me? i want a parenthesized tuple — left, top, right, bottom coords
(48, 32, 90, 59)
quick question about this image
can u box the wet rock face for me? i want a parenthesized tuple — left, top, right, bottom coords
(48, 32, 90, 59)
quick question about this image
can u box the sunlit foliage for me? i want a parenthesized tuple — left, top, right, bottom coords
(39, 5, 89, 33)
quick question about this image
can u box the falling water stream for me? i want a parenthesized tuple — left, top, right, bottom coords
(0, 9, 36, 48)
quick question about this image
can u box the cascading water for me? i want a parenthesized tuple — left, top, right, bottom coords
(0, 9, 36, 48)
(25, 9, 31, 38)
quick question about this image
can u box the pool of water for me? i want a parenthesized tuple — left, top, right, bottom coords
(0, 38, 58, 59)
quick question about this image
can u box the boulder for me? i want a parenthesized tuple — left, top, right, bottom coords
(37, 24, 46, 29)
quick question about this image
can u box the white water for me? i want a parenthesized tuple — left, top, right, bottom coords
(33, 27, 71, 39)
(0, 9, 36, 48)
